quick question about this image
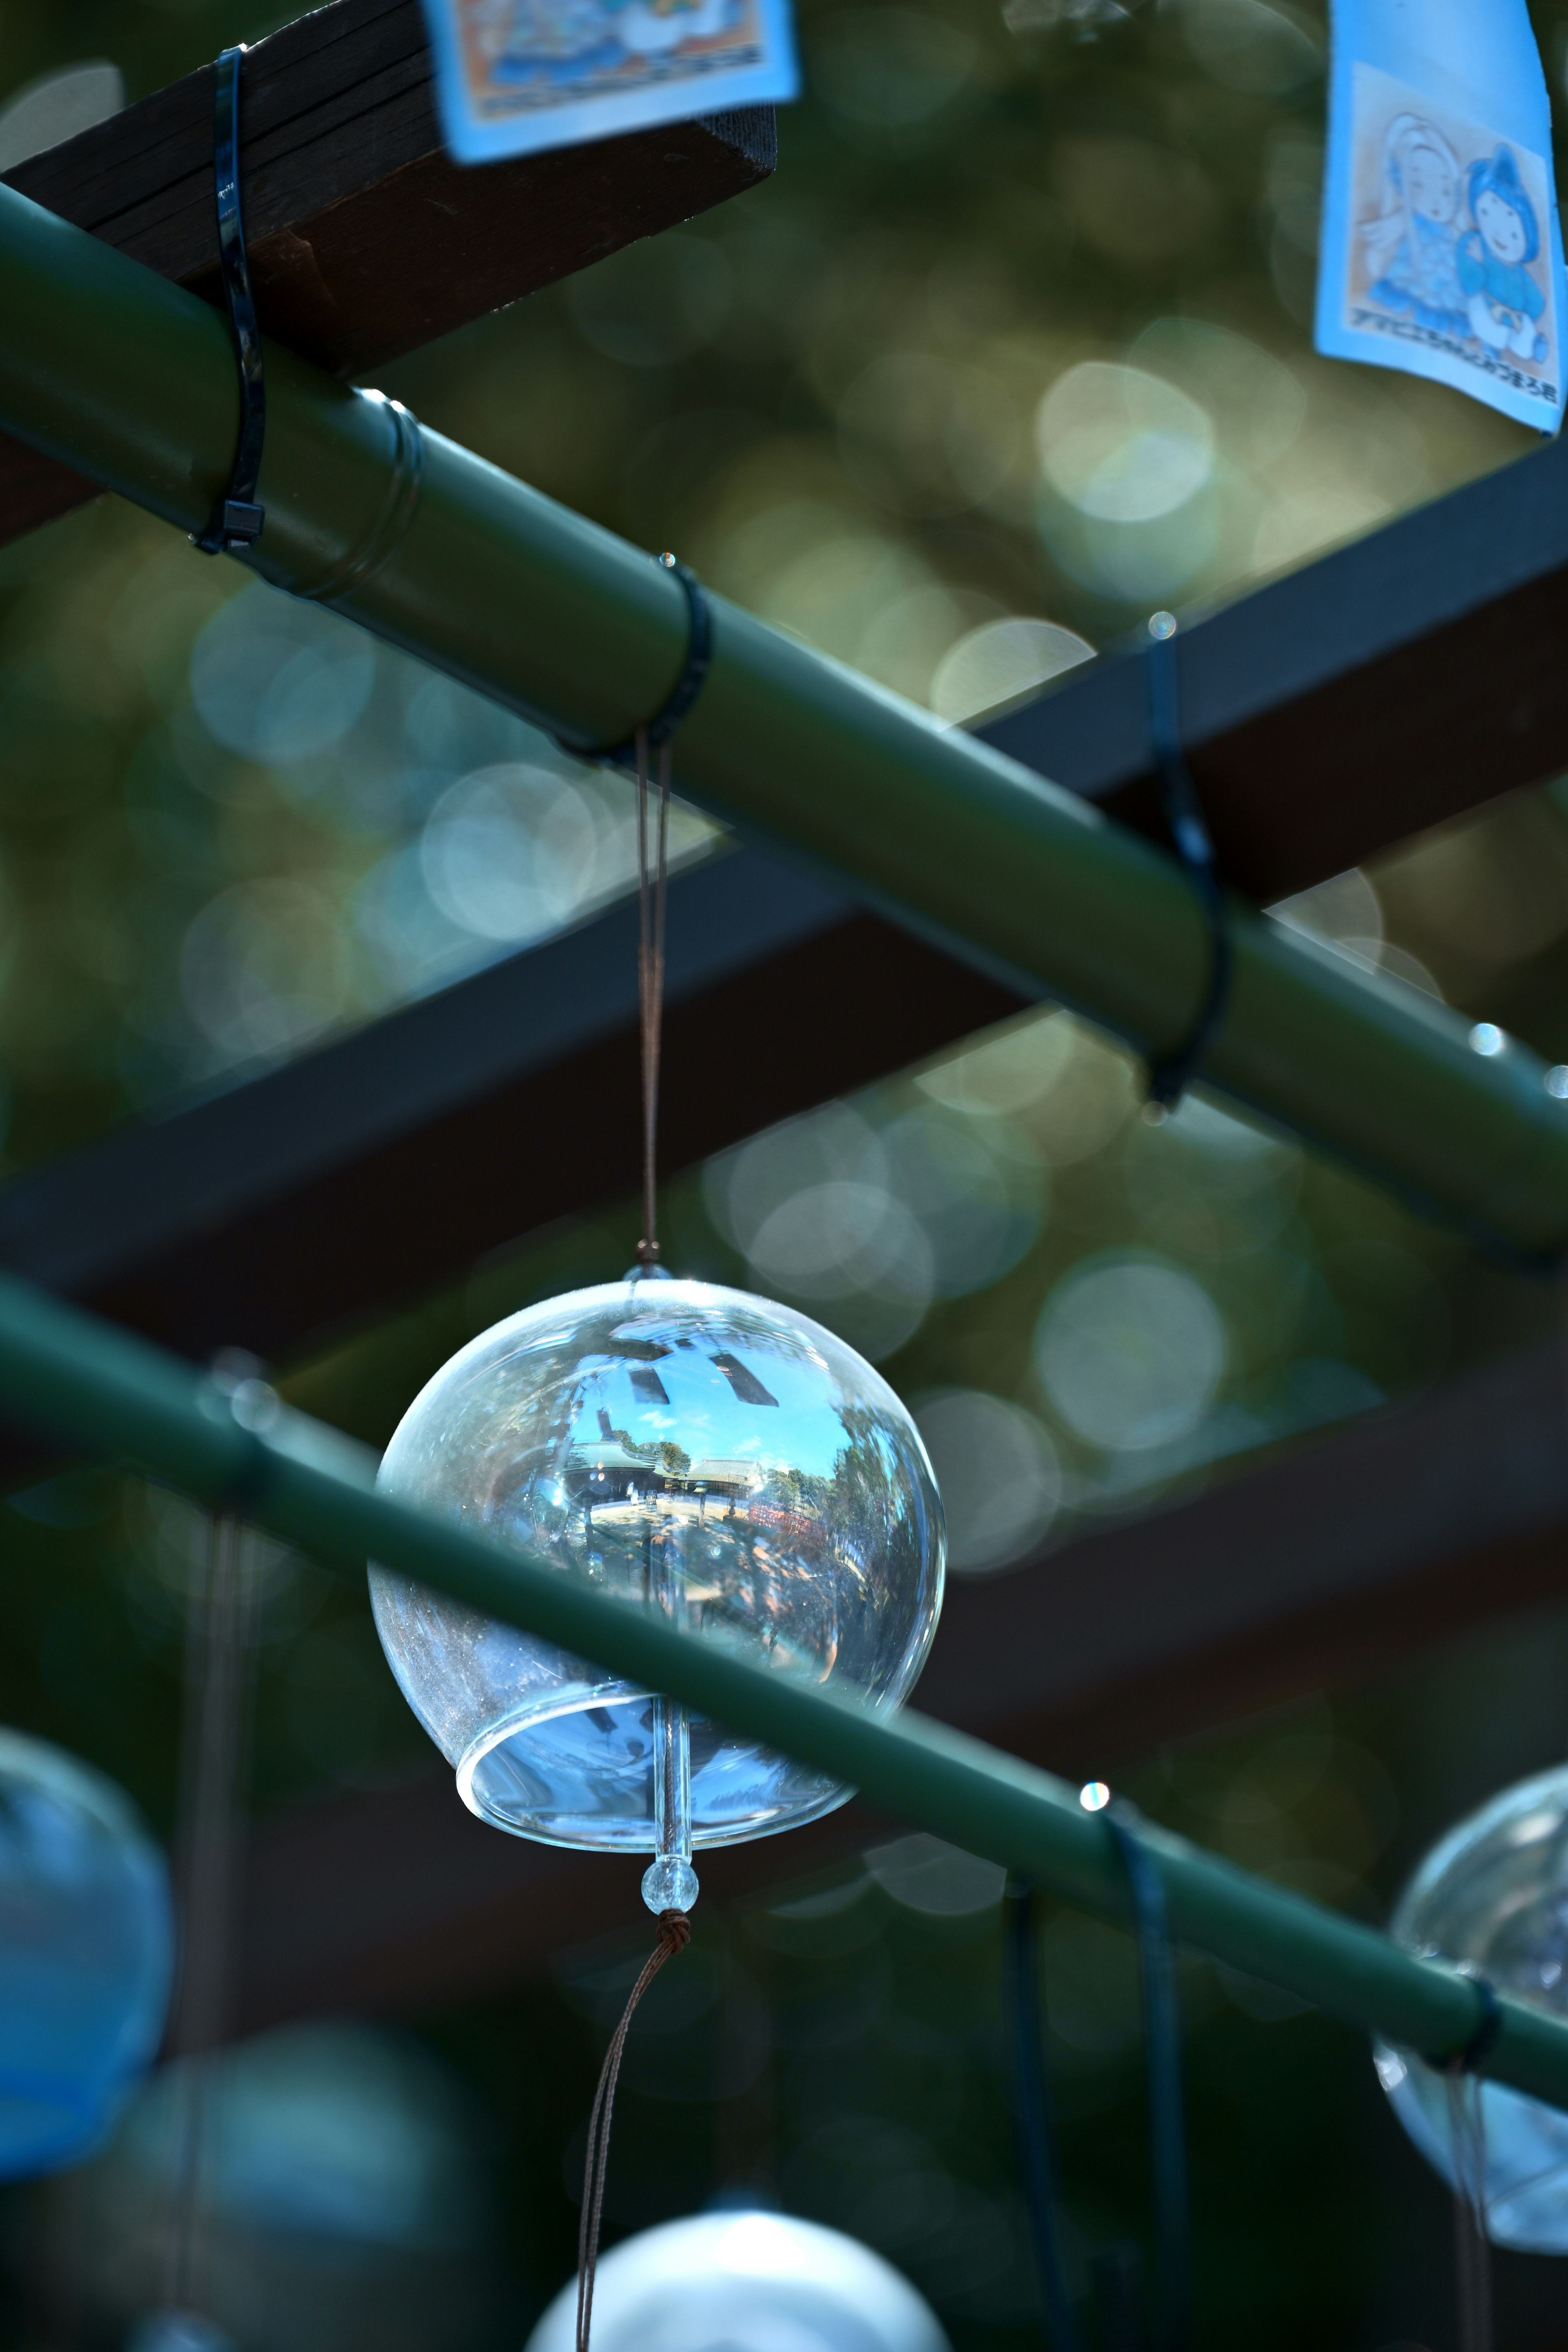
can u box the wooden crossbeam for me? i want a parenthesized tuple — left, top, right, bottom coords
(990, 428, 1568, 901)
(0, 853, 1022, 1368)
(234, 1332, 1568, 2025)
(9, 420, 1568, 1376)
(0, 0, 773, 547)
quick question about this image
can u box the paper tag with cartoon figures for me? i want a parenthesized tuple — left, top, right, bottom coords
(420, 0, 799, 165)
(1318, 1, 1567, 433)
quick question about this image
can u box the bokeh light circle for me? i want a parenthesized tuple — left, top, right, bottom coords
(1034, 1256, 1226, 1451)
(914, 1390, 1060, 1572)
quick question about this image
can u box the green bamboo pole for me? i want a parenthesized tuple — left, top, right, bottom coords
(0, 183, 1564, 1252)
(0, 1261, 1560, 2108)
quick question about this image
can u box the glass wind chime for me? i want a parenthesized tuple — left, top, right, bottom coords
(521, 2209, 952, 2352)
(1377, 1762, 1568, 2249)
(370, 572, 946, 1912)
(0, 1726, 174, 2180)
(368, 569, 947, 2345)
(1371, 1760, 1568, 2352)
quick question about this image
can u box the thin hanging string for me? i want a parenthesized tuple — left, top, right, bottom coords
(1104, 1802, 1192, 2352)
(1442, 1977, 1499, 2352)
(577, 1908, 691, 2352)
(1004, 1878, 1083, 2352)
(1447, 2073, 1491, 2352)
(1144, 612, 1230, 1114)
(634, 726, 671, 1270)
(166, 1509, 261, 2317)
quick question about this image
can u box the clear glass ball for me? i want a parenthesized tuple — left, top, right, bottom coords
(370, 1276, 945, 1851)
(523, 2208, 952, 2352)
(1375, 1762, 1568, 2250)
(0, 1728, 174, 2178)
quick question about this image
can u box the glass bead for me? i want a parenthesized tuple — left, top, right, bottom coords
(640, 1853, 700, 1914)
(370, 1278, 945, 1872)
(0, 1728, 174, 2178)
(523, 2208, 952, 2352)
(1375, 1761, 1568, 2249)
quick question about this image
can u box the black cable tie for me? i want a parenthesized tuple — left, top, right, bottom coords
(594, 554, 712, 766)
(192, 46, 266, 557)
(1143, 615, 1230, 1113)
(1432, 1975, 1503, 2076)
(1104, 1800, 1193, 2352)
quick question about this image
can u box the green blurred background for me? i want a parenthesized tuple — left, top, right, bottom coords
(4, 0, 1568, 2343)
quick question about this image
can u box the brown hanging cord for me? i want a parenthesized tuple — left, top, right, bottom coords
(576, 1907, 691, 2352)
(633, 725, 670, 1271)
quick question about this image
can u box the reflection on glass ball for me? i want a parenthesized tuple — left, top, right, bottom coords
(524, 2209, 952, 2352)
(370, 1277, 944, 1852)
(0, 1728, 174, 2179)
(1375, 1763, 1568, 2250)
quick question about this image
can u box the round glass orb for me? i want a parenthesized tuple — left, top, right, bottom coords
(1375, 1762, 1568, 2250)
(523, 2208, 952, 2352)
(370, 1277, 944, 1858)
(0, 1728, 174, 2178)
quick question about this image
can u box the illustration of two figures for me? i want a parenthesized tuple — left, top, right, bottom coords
(1361, 120, 1546, 365)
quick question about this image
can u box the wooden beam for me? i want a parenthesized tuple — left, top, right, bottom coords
(234, 1331, 1568, 2023)
(0, 852, 1023, 1368)
(2, 0, 1564, 926)
(989, 432, 1568, 902)
(0, 0, 773, 546)
(12, 439, 1568, 1391)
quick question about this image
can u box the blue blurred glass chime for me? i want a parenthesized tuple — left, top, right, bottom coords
(0, 1727, 174, 2177)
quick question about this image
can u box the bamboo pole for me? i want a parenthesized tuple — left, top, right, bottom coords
(0, 181, 1564, 1253)
(0, 1262, 1561, 2108)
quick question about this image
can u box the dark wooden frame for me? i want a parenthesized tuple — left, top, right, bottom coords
(0, 0, 773, 543)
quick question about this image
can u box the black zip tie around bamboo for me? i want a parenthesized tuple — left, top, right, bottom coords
(192, 46, 266, 557)
(598, 555, 713, 766)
